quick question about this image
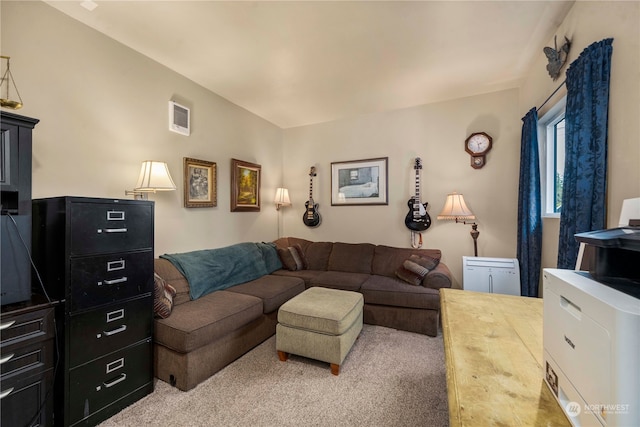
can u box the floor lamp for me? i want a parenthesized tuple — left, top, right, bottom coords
(437, 192, 479, 257)
(274, 188, 291, 238)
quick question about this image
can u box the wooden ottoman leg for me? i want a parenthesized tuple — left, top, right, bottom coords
(277, 350, 289, 362)
(330, 363, 340, 376)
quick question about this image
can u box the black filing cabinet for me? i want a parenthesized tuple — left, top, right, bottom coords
(32, 197, 154, 426)
(0, 297, 56, 427)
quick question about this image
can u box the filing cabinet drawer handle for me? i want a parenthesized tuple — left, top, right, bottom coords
(107, 259, 125, 271)
(0, 321, 15, 330)
(101, 277, 128, 286)
(0, 388, 14, 399)
(107, 211, 125, 221)
(103, 325, 127, 337)
(0, 353, 14, 364)
(106, 309, 125, 323)
(106, 357, 125, 373)
(104, 228, 128, 233)
(103, 373, 127, 389)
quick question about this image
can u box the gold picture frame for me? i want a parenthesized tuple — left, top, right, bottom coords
(231, 158, 261, 212)
(184, 157, 217, 208)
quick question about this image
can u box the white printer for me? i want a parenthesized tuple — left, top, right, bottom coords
(543, 227, 640, 426)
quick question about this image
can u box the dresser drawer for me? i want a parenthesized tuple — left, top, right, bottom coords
(68, 338, 152, 425)
(0, 337, 54, 380)
(0, 307, 54, 348)
(69, 251, 153, 311)
(1, 367, 54, 427)
(69, 296, 152, 367)
(69, 201, 153, 255)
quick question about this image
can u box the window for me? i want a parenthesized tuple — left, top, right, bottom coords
(539, 97, 566, 217)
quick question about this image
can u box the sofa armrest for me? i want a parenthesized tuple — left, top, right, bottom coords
(423, 262, 452, 290)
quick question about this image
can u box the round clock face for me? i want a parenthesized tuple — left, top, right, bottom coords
(466, 133, 491, 155)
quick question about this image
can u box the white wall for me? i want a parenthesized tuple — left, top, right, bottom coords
(519, 1, 640, 273)
(1, 1, 284, 256)
(5, 1, 637, 290)
(282, 89, 522, 287)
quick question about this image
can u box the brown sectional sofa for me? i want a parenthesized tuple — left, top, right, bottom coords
(153, 238, 452, 391)
(273, 237, 452, 336)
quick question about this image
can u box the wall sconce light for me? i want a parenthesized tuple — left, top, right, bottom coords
(125, 160, 176, 200)
(274, 188, 291, 211)
(437, 192, 480, 257)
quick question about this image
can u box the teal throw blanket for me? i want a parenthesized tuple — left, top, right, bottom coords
(161, 242, 282, 300)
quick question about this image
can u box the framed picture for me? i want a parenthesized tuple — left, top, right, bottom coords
(231, 158, 261, 212)
(183, 157, 217, 208)
(331, 157, 388, 206)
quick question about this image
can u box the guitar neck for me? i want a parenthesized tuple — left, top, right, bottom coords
(414, 169, 420, 200)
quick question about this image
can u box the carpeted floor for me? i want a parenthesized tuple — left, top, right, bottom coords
(99, 324, 449, 427)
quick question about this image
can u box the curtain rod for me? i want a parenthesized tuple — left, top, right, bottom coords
(537, 80, 566, 112)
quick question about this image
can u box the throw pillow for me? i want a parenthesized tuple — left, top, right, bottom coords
(395, 254, 440, 286)
(277, 244, 308, 271)
(153, 272, 177, 319)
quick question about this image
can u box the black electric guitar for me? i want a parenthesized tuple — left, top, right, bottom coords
(303, 166, 321, 227)
(405, 158, 431, 231)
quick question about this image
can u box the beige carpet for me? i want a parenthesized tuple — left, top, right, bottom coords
(99, 325, 449, 427)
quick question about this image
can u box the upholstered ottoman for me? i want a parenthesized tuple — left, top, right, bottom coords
(276, 287, 364, 375)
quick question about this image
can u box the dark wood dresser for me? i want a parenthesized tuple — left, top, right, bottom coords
(32, 196, 154, 426)
(0, 296, 56, 427)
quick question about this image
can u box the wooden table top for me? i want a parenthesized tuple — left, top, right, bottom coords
(440, 288, 571, 427)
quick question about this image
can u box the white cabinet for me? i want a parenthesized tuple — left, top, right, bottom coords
(462, 257, 521, 295)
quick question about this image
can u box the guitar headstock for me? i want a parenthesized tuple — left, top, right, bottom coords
(309, 166, 317, 177)
(414, 157, 423, 170)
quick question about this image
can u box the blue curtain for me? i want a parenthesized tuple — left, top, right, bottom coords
(557, 38, 613, 269)
(517, 108, 542, 297)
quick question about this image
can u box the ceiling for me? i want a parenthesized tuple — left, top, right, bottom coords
(45, 1, 574, 128)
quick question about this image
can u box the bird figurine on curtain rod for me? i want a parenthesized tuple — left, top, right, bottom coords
(544, 35, 571, 80)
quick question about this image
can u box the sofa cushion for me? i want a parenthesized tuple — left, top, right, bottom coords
(395, 254, 440, 286)
(303, 241, 333, 270)
(154, 290, 263, 353)
(371, 245, 441, 278)
(275, 237, 333, 271)
(310, 271, 370, 292)
(271, 269, 325, 287)
(360, 275, 440, 310)
(225, 275, 305, 314)
(422, 262, 454, 290)
(154, 258, 191, 306)
(277, 244, 308, 271)
(327, 242, 375, 274)
(153, 273, 176, 318)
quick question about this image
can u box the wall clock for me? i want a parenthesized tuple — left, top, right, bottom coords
(465, 132, 492, 169)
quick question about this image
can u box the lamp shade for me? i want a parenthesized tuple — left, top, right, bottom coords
(274, 188, 291, 208)
(134, 161, 176, 192)
(619, 197, 640, 226)
(437, 192, 476, 220)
